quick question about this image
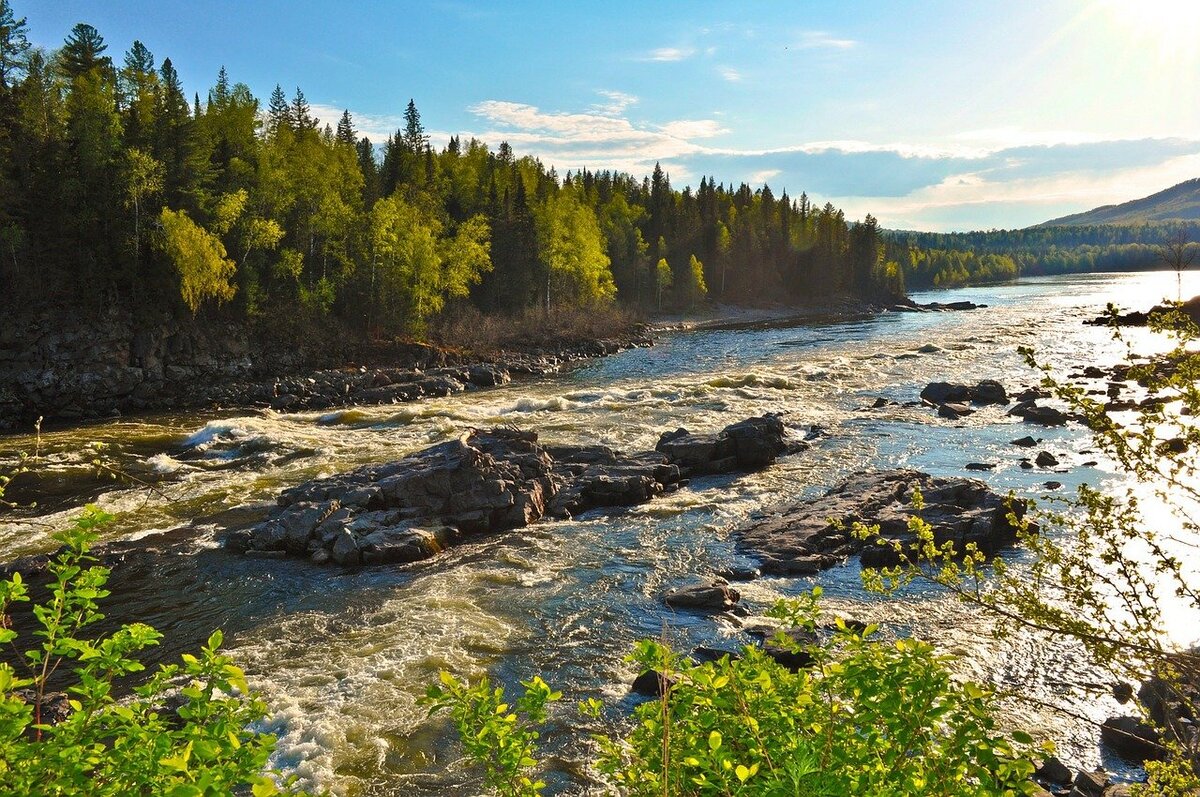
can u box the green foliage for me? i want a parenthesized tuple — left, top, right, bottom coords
(682, 254, 707, 310)
(0, 509, 294, 796)
(424, 672, 561, 797)
(535, 187, 615, 310)
(430, 594, 1042, 796)
(157, 207, 237, 314)
(368, 194, 492, 333)
(655, 257, 673, 310)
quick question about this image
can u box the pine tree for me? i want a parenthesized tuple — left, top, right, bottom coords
(290, 87, 312, 130)
(209, 65, 230, 109)
(335, 109, 355, 146)
(356, 136, 380, 206)
(0, 0, 30, 88)
(402, 98, 426, 153)
(119, 41, 157, 151)
(58, 23, 111, 80)
(266, 83, 289, 132)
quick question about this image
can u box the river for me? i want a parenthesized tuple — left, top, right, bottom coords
(2, 270, 1197, 795)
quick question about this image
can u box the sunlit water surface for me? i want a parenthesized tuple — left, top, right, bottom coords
(4, 271, 1200, 794)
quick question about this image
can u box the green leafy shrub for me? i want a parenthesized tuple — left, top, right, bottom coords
(428, 591, 1043, 796)
(0, 506, 293, 796)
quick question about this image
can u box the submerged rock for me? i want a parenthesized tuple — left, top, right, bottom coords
(736, 469, 1031, 575)
(239, 415, 800, 566)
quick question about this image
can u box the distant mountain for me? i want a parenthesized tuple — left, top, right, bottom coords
(1038, 178, 1200, 226)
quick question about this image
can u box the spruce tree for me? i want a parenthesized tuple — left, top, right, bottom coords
(402, 98, 426, 153)
(266, 83, 289, 131)
(335, 109, 355, 146)
(290, 87, 311, 130)
(0, 0, 29, 88)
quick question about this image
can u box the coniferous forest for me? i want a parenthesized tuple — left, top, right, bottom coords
(0, 9, 910, 348)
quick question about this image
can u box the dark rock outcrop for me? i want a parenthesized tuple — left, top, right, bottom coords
(655, 414, 799, 477)
(735, 469, 1031, 575)
(1100, 715, 1163, 763)
(921, 380, 1010, 419)
(1009, 400, 1071, 426)
(234, 415, 799, 566)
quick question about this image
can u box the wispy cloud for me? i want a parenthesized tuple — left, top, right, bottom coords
(718, 66, 742, 82)
(796, 31, 857, 50)
(590, 90, 638, 116)
(643, 46, 695, 62)
(462, 99, 729, 181)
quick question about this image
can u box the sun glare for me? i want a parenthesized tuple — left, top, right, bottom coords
(1097, 0, 1200, 58)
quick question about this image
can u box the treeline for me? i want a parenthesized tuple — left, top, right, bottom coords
(0, 5, 905, 342)
(886, 221, 1200, 288)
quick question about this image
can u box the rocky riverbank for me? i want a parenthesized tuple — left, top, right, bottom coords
(0, 306, 652, 433)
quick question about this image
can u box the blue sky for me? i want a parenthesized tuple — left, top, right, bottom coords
(22, 0, 1200, 231)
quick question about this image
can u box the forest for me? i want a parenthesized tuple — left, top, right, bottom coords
(886, 221, 1200, 288)
(0, 7, 909, 347)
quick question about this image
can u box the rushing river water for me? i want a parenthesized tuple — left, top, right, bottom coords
(3, 270, 1199, 794)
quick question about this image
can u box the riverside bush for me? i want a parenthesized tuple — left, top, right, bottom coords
(427, 590, 1043, 796)
(0, 506, 293, 796)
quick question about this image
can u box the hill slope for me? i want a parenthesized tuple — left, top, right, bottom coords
(1039, 178, 1200, 226)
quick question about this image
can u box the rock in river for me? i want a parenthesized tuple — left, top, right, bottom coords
(735, 469, 1032, 575)
(232, 415, 802, 566)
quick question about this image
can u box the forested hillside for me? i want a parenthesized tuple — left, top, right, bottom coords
(1040, 177, 1200, 226)
(886, 220, 1200, 288)
(0, 7, 906, 349)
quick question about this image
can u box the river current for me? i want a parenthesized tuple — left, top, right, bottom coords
(3, 271, 1198, 794)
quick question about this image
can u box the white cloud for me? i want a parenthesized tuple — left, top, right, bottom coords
(644, 46, 695, 62)
(457, 99, 734, 183)
(718, 66, 742, 82)
(590, 90, 639, 116)
(834, 151, 1200, 231)
(660, 119, 728, 139)
(796, 31, 857, 50)
(749, 168, 781, 184)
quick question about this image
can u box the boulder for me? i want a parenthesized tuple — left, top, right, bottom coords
(758, 627, 817, 671)
(1100, 715, 1163, 763)
(631, 669, 675, 697)
(973, 379, 1009, 405)
(1035, 451, 1059, 467)
(1072, 770, 1108, 797)
(662, 580, 740, 612)
(736, 469, 1031, 575)
(656, 414, 793, 476)
(921, 382, 972, 405)
(1036, 755, 1073, 787)
(939, 402, 974, 419)
(1009, 401, 1069, 426)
